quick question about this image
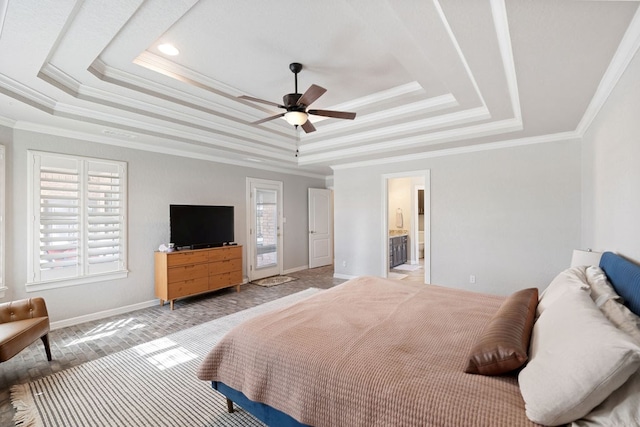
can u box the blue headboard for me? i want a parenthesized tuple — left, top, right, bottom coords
(599, 251, 640, 316)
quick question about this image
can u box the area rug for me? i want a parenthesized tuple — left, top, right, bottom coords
(251, 275, 297, 287)
(393, 264, 422, 272)
(10, 288, 320, 427)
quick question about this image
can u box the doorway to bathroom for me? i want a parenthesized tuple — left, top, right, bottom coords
(383, 170, 430, 284)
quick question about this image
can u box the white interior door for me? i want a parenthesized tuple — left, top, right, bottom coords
(308, 188, 333, 268)
(247, 178, 283, 281)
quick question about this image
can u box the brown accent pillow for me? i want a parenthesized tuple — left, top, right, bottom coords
(465, 287, 538, 375)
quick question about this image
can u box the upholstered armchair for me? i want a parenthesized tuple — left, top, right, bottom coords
(0, 298, 52, 362)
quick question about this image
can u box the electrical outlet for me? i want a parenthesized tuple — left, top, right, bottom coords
(342, 260, 347, 267)
(469, 275, 476, 284)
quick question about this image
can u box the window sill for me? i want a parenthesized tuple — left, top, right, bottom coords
(26, 270, 129, 292)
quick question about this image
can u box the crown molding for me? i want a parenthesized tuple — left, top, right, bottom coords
(302, 94, 458, 141)
(322, 81, 425, 111)
(300, 113, 520, 166)
(434, 0, 486, 108)
(331, 130, 580, 171)
(90, 58, 261, 121)
(133, 51, 246, 98)
(490, 0, 522, 120)
(38, 62, 82, 95)
(40, 62, 296, 151)
(0, 115, 16, 128)
(300, 106, 491, 157)
(51, 102, 298, 162)
(576, 5, 640, 136)
(90, 59, 300, 141)
(0, 74, 57, 113)
(11, 120, 327, 179)
(2, 71, 300, 163)
(0, 0, 8, 39)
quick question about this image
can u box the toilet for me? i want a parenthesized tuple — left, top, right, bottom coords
(418, 233, 424, 259)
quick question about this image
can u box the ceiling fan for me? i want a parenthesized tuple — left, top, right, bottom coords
(239, 62, 356, 133)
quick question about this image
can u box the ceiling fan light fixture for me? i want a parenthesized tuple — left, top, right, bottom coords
(284, 111, 308, 126)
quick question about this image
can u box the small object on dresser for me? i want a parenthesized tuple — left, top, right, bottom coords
(158, 243, 176, 252)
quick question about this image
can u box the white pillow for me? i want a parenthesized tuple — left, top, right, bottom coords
(537, 266, 589, 315)
(585, 266, 640, 345)
(570, 370, 640, 426)
(586, 266, 623, 307)
(519, 289, 640, 426)
(600, 299, 640, 345)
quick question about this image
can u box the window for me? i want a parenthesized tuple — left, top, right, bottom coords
(27, 151, 128, 290)
(0, 145, 5, 297)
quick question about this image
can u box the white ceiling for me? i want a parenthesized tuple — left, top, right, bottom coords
(0, 0, 638, 177)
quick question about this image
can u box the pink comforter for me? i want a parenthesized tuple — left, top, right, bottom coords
(198, 276, 539, 427)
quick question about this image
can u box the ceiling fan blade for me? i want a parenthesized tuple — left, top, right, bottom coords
(301, 120, 316, 133)
(239, 95, 285, 109)
(297, 84, 327, 107)
(308, 109, 356, 120)
(253, 112, 285, 125)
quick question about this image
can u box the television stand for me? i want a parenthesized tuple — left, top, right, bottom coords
(154, 246, 243, 310)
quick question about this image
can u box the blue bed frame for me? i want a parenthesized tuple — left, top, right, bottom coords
(210, 251, 640, 426)
(213, 381, 309, 427)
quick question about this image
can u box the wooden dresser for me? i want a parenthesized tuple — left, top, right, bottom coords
(154, 246, 243, 310)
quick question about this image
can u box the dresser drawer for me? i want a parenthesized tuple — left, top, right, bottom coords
(166, 250, 209, 267)
(228, 269, 242, 284)
(168, 263, 209, 282)
(209, 246, 242, 262)
(167, 276, 209, 299)
(210, 270, 242, 288)
(209, 258, 241, 275)
(210, 273, 230, 289)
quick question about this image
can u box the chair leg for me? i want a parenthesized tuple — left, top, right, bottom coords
(41, 334, 52, 361)
(226, 398, 235, 413)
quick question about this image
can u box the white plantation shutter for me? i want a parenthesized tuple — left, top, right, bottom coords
(38, 156, 81, 281)
(28, 151, 127, 288)
(87, 161, 123, 274)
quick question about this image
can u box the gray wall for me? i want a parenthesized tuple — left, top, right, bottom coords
(334, 140, 582, 296)
(582, 48, 640, 262)
(1, 129, 325, 323)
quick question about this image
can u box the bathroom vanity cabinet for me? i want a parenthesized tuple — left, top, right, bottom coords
(389, 235, 408, 268)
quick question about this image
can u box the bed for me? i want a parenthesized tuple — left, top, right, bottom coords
(197, 251, 640, 426)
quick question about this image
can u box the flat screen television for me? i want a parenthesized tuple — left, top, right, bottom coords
(170, 205, 234, 249)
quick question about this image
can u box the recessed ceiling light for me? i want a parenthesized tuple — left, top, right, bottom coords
(158, 43, 179, 56)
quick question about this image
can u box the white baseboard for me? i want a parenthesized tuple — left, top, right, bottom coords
(334, 273, 357, 280)
(50, 270, 318, 330)
(283, 265, 309, 275)
(50, 299, 160, 331)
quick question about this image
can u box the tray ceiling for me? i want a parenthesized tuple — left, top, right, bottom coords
(0, 0, 638, 177)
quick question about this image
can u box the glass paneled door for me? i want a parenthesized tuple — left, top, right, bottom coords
(247, 178, 283, 281)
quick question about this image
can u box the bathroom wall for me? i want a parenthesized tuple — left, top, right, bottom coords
(388, 177, 411, 236)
